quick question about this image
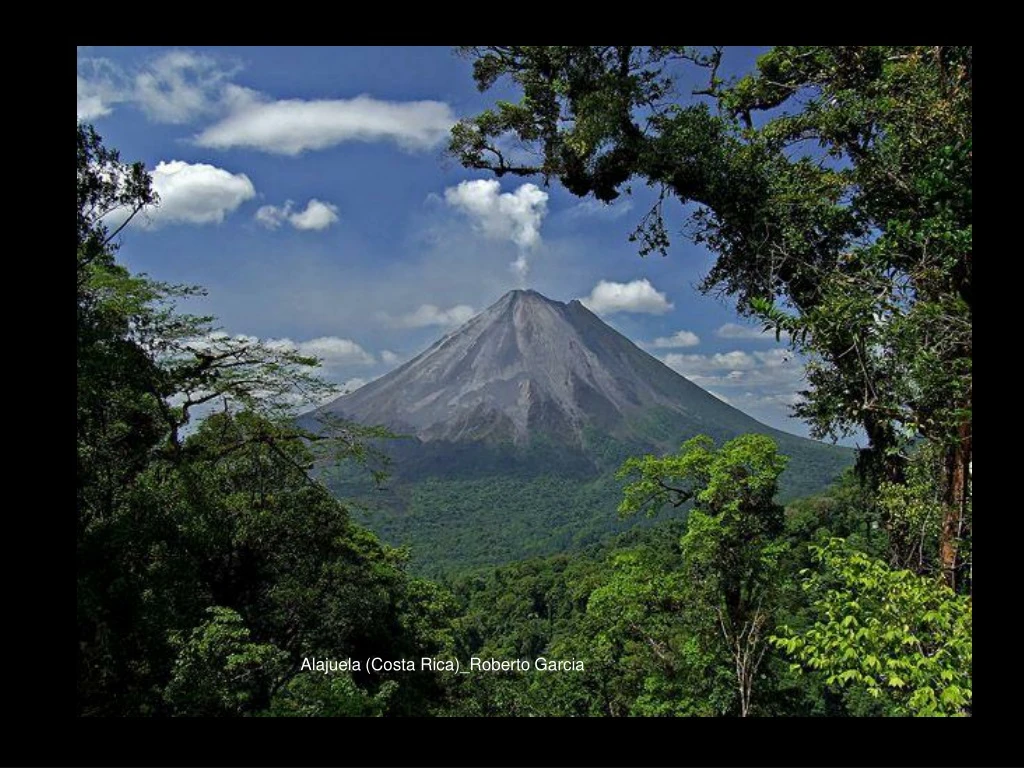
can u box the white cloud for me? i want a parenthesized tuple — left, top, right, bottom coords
(444, 179, 549, 283)
(77, 51, 456, 155)
(444, 179, 548, 250)
(78, 84, 111, 120)
(290, 199, 339, 231)
(103, 160, 255, 230)
(256, 199, 340, 231)
(255, 205, 285, 229)
(380, 350, 401, 365)
(142, 161, 255, 227)
(77, 66, 121, 120)
(661, 350, 757, 375)
(716, 322, 790, 343)
(660, 348, 807, 426)
(389, 304, 476, 329)
(580, 279, 674, 315)
(267, 336, 376, 367)
(648, 330, 700, 348)
(195, 94, 456, 154)
(77, 50, 244, 124)
(132, 50, 241, 124)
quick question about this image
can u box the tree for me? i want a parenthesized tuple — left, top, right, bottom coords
(163, 606, 289, 716)
(585, 548, 734, 716)
(618, 434, 788, 715)
(772, 538, 972, 716)
(76, 124, 453, 716)
(449, 46, 972, 588)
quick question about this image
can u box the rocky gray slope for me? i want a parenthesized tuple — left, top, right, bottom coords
(326, 291, 804, 440)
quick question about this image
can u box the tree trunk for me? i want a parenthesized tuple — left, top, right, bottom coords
(939, 420, 972, 590)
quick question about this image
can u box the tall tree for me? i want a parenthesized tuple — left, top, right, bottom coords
(618, 434, 788, 716)
(449, 46, 972, 587)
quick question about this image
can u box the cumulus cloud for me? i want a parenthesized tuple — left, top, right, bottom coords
(444, 179, 548, 250)
(716, 322, 791, 343)
(195, 95, 456, 154)
(103, 160, 255, 230)
(290, 199, 340, 231)
(256, 199, 340, 231)
(580, 279, 674, 315)
(144, 161, 255, 227)
(380, 350, 401, 365)
(388, 304, 476, 329)
(648, 330, 700, 348)
(444, 179, 549, 283)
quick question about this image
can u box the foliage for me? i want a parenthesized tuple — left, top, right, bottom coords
(585, 549, 734, 716)
(618, 434, 789, 715)
(442, 459, 971, 718)
(449, 45, 972, 585)
(164, 607, 289, 716)
(327, 423, 850, 578)
(444, 520, 725, 716)
(76, 124, 454, 716)
(772, 539, 972, 716)
(337, 471, 685, 577)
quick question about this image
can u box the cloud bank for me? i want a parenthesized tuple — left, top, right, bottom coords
(660, 348, 806, 424)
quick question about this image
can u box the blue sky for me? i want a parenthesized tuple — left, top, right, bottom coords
(77, 45, 853, 444)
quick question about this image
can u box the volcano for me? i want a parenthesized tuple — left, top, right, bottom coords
(312, 289, 852, 573)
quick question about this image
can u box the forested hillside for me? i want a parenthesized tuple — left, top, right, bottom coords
(77, 45, 971, 720)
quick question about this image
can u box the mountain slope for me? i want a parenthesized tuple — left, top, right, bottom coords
(312, 289, 853, 574)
